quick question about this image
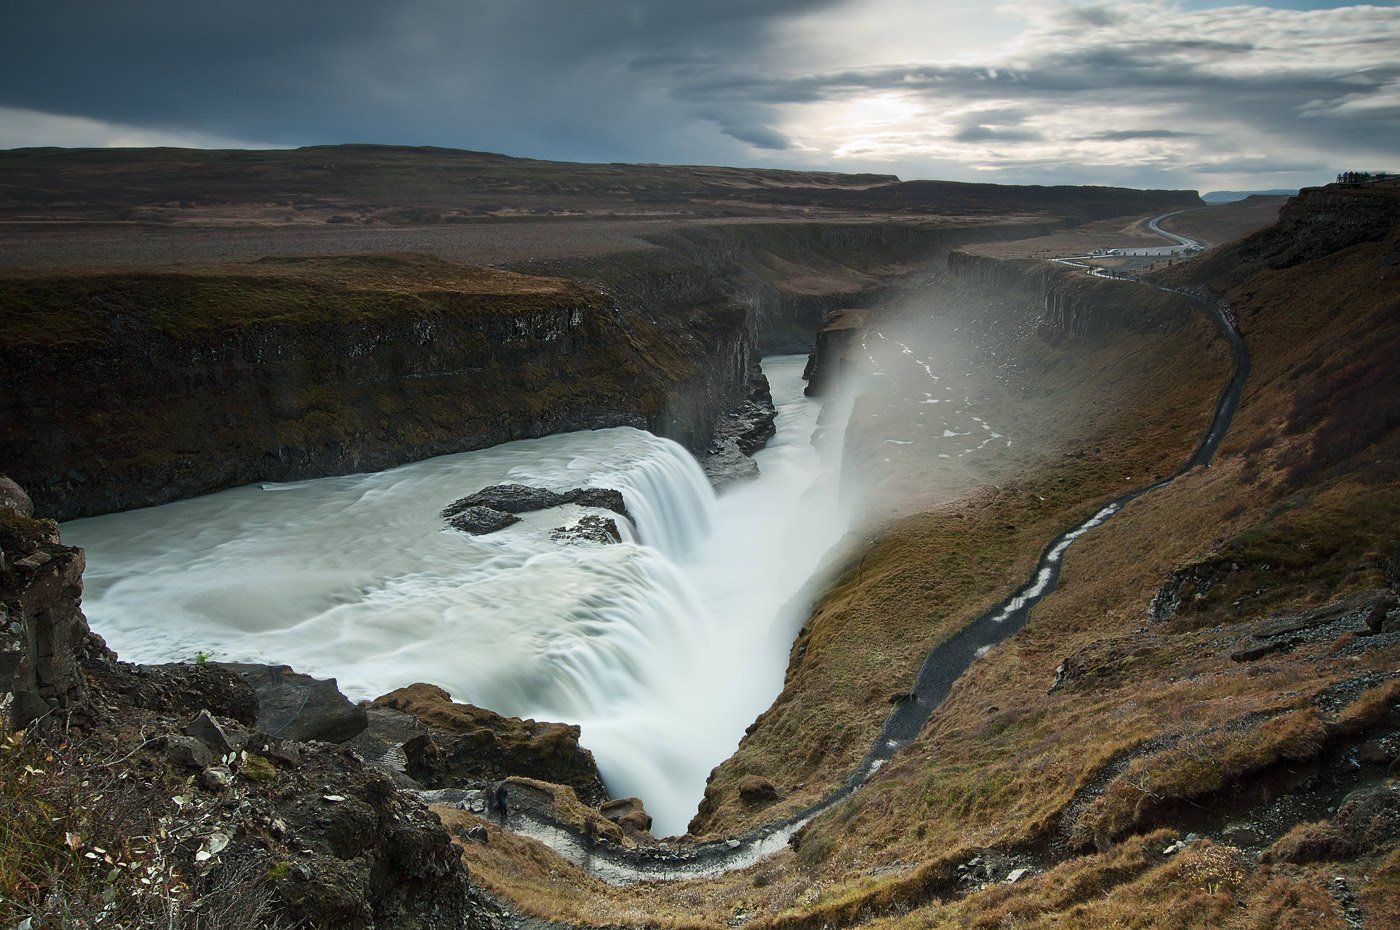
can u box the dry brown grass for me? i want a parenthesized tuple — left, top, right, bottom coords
(0, 253, 594, 349)
(1159, 197, 1287, 247)
(868, 834, 1346, 930)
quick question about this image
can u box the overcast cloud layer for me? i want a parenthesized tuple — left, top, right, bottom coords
(2, 0, 1397, 190)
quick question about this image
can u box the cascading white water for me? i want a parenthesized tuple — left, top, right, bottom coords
(63, 356, 849, 836)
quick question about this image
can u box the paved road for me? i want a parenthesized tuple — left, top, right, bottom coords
(1147, 209, 1206, 251)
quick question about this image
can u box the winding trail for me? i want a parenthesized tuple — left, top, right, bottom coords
(448, 213, 1251, 883)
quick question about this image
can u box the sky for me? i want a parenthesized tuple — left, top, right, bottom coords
(2, 0, 1397, 191)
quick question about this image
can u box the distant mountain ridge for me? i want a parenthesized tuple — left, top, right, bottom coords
(1202, 188, 1299, 203)
(0, 143, 1200, 227)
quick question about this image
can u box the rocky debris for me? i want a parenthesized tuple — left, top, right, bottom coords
(600, 797, 654, 842)
(0, 475, 34, 516)
(737, 775, 781, 805)
(1231, 637, 1303, 662)
(445, 505, 521, 535)
(1149, 559, 1228, 622)
(1264, 781, 1399, 863)
(953, 850, 1027, 890)
(219, 663, 368, 743)
(1255, 591, 1397, 640)
(1227, 591, 1400, 662)
(374, 683, 609, 806)
(87, 660, 258, 724)
(551, 514, 623, 545)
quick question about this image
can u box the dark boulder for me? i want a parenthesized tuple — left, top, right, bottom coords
(0, 475, 34, 517)
(443, 483, 568, 516)
(442, 483, 630, 526)
(220, 663, 368, 743)
(444, 505, 520, 536)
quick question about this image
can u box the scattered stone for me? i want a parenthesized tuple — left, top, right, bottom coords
(737, 775, 781, 804)
(465, 824, 490, 844)
(200, 766, 234, 791)
(165, 734, 216, 770)
(444, 505, 520, 536)
(186, 709, 238, 754)
(1005, 867, 1030, 883)
(1163, 839, 1188, 856)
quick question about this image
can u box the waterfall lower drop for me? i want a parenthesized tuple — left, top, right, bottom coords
(63, 356, 849, 837)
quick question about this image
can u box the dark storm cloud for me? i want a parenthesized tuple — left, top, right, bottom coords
(0, 0, 837, 162)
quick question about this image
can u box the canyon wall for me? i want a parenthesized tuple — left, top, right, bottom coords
(0, 257, 759, 521)
(946, 250, 1201, 337)
(1, 218, 1077, 522)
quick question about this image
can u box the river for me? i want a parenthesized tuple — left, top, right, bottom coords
(63, 355, 849, 836)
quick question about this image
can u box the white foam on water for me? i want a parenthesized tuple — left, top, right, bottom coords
(64, 356, 849, 837)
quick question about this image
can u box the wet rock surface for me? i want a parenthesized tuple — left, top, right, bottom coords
(700, 365, 777, 489)
(444, 505, 521, 535)
(441, 483, 631, 536)
(550, 514, 623, 545)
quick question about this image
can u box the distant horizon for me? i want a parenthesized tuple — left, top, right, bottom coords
(0, 141, 1329, 195)
(4, 1, 1396, 193)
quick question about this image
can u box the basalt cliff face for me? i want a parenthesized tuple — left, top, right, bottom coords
(945, 249, 1199, 337)
(0, 255, 763, 521)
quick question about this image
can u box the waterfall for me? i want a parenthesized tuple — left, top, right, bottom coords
(64, 357, 845, 838)
(592, 435, 717, 558)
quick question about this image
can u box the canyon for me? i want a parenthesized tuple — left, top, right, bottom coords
(1, 149, 1396, 930)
